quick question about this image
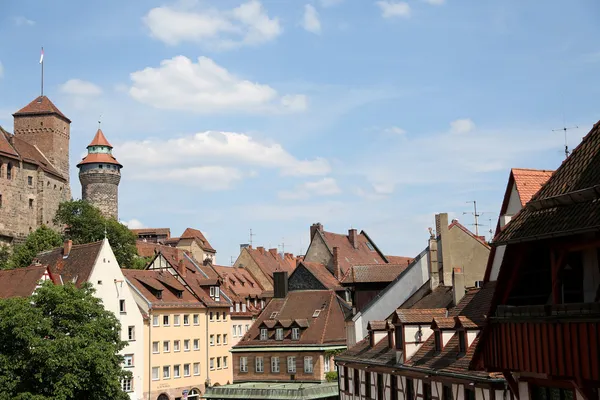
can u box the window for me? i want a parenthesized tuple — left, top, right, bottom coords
(193, 362, 200, 376)
(377, 374, 384, 400)
(443, 385, 453, 400)
(184, 339, 190, 351)
(271, 357, 280, 373)
(29, 199, 34, 209)
(312, 310, 321, 317)
(434, 330, 442, 352)
(240, 357, 248, 372)
(210, 312, 213, 321)
(324, 356, 330, 372)
(28, 176, 33, 186)
(127, 326, 135, 341)
(304, 356, 313, 373)
(121, 378, 133, 392)
(343, 367, 349, 392)
(152, 341, 159, 354)
(242, 303, 247, 312)
(163, 366, 170, 379)
(353, 369, 360, 394)
(152, 367, 159, 381)
(458, 331, 466, 354)
(0, 194, 2, 208)
(238, 325, 242, 337)
(395, 326, 404, 350)
(193, 314, 199, 325)
(276, 328, 284, 341)
(223, 334, 228, 345)
(233, 325, 237, 337)
(210, 335, 214, 346)
(292, 327, 300, 340)
(465, 389, 476, 400)
(255, 356, 264, 373)
(183, 314, 190, 325)
(365, 371, 372, 398)
(153, 315, 159, 326)
(193, 339, 199, 350)
(223, 312, 227, 321)
(217, 357, 222, 369)
(174, 315, 180, 326)
(163, 315, 169, 326)
(245, 324, 249, 332)
(184, 363, 191, 377)
(224, 356, 228, 368)
(391, 374, 398, 400)
(174, 340, 180, 352)
(210, 358, 215, 370)
(260, 328, 268, 340)
(270, 312, 278, 318)
(423, 382, 432, 400)
(406, 378, 414, 400)
(235, 303, 240, 312)
(123, 354, 134, 367)
(287, 356, 296, 373)
(210, 287, 215, 297)
(163, 341, 170, 352)
(6, 164, 11, 180)
(119, 300, 126, 313)
(216, 334, 221, 345)
(174, 364, 181, 378)
(366, 242, 375, 251)
(530, 385, 574, 400)
(216, 312, 220, 321)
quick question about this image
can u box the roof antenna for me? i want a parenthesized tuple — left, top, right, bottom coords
(462, 200, 492, 236)
(552, 125, 578, 159)
(249, 228, 255, 247)
(98, 114, 102, 129)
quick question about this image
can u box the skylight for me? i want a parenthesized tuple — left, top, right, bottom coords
(270, 312, 278, 319)
(312, 310, 321, 318)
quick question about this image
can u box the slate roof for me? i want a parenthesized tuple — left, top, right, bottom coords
(340, 263, 412, 284)
(34, 240, 104, 287)
(0, 265, 53, 298)
(13, 96, 71, 123)
(87, 129, 113, 148)
(495, 121, 600, 244)
(0, 129, 65, 180)
(235, 290, 349, 347)
(124, 269, 205, 309)
(181, 228, 216, 253)
(511, 168, 554, 206)
(300, 261, 344, 290)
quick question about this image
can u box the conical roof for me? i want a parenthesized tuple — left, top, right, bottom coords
(13, 96, 71, 123)
(87, 129, 113, 148)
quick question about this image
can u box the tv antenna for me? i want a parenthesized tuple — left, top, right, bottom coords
(552, 125, 578, 159)
(249, 228, 255, 247)
(278, 238, 285, 255)
(463, 200, 492, 236)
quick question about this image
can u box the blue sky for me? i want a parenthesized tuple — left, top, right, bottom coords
(1, 0, 600, 265)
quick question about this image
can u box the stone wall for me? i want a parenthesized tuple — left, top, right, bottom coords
(304, 234, 335, 275)
(79, 169, 120, 220)
(289, 264, 327, 291)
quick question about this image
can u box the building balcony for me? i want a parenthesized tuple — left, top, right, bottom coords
(482, 303, 600, 380)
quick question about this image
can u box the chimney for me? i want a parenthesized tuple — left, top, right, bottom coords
(257, 246, 265, 255)
(348, 229, 358, 249)
(273, 271, 288, 299)
(178, 258, 187, 278)
(269, 248, 278, 258)
(333, 247, 342, 280)
(428, 236, 440, 290)
(310, 223, 323, 241)
(435, 213, 452, 285)
(63, 239, 73, 257)
(240, 244, 250, 251)
(452, 267, 466, 306)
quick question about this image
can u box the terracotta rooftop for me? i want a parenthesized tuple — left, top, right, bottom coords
(181, 228, 215, 253)
(34, 240, 104, 287)
(13, 96, 71, 123)
(403, 285, 454, 310)
(511, 168, 554, 206)
(0, 127, 19, 158)
(235, 290, 350, 347)
(394, 308, 448, 324)
(132, 228, 171, 237)
(77, 151, 122, 168)
(320, 230, 387, 275)
(87, 128, 113, 148)
(340, 262, 413, 284)
(244, 246, 297, 282)
(0, 265, 54, 298)
(213, 265, 265, 299)
(299, 261, 344, 291)
(124, 269, 205, 309)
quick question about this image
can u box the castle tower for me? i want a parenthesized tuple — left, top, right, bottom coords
(77, 129, 122, 220)
(13, 96, 72, 197)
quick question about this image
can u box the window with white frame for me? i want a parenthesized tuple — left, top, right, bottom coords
(275, 328, 284, 341)
(224, 356, 228, 368)
(255, 356, 264, 373)
(163, 315, 169, 326)
(324, 356, 330, 372)
(230, 305, 234, 312)
(174, 315, 180, 326)
(217, 357, 222, 369)
(287, 356, 296, 373)
(223, 334, 228, 345)
(183, 314, 190, 325)
(174, 340, 180, 352)
(119, 299, 126, 313)
(245, 324, 249, 332)
(217, 334, 221, 345)
(216, 312, 220, 321)
(163, 340, 170, 352)
(210, 358, 215, 370)
(121, 378, 133, 392)
(240, 357, 248, 372)
(210, 335, 214, 346)
(127, 326, 135, 341)
(193, 362, 200, 376)
(123, 354, 134, 367)
(260, 328, 268, 340)
(304, 356, 313, 373)
(184, 363, 190, 377)
(242, 303, 247, 312)
(223, 312, 227, 321)
(174, 364, 181, 378)
(184, 339, 190, 351)
(152, 341, 159, 354)
(210, 312, 213, 321)
(153, 315, 159, 327)
(235, 303, 240, 312)
(237, 325, 242, 337)
(163, 365, 170, 379)
(292, 327, 300, 340)
(193, 314, 199, 325)
(193, 339, 199, 350)
(152, 367, 159, 381)
(233, 325, 237, 337)
(271, 357, 280, 373)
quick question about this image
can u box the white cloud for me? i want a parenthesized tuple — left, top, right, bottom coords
(13, 16, 35, 26)
(0, 62, 3, 79)
(117, 130, 330, 190)
(60, 79, 103, 96)
(421, 0, 445, 4)
(383, 126, 406, 135)
(302, 5, 321, 34)
(320, 0, 344, 6)
(122, 219, 145, 229)
(129, 55, 307, 113)
(376, 1, 411, 18)
(278, 177, 341, 200)
(450, 118, 475, 134)
(143, 0, 282, 50)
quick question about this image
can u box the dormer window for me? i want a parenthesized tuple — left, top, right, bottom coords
(209, 286, 220, 301)
(276, 328, 284, 340)
(292, 327, 300, 340)
(312, 310, 321, 318)
(394, 326, 404, 350)
(260, 328, 268, 341)
(434, 330, 442, 353)
(458, 331, 466, 354)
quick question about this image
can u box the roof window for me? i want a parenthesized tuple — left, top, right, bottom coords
(366, 242, 375, 251)
(312, 310, 321, 318)
(270, 312, 278, 319)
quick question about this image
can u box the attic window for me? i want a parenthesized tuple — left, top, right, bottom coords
(366, 242, 375, 251)
(312, 310, 321, 318)
(434, 331, 442, 353)
(270, 312, 278, 319)
(458, 331, 466, 354)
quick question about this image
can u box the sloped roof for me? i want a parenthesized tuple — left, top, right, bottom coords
(386, 255, 414, 266)
(448, 220, 489, 247)
(245, 247, 297, 281)
(300, 261, 344, 290)
(495, 121, 600, 244)
(320, 230, 387, 275)
(0, 129, 65, 180)
(213, 265, 265, 298)
(0, 265, 53, 298)
(404, 285, 454, 310)
(34, 241, 103, 287)
(181, 228, 216, 253)
(511, 168, 554, 206)
(0, 127, 19, 158)
(132, 228, 171, 237)
(124, 269, 205, 309)
(87, 129, 113, 148)
(77, 152, 122, 168)
(235, 290, 349, 347)
(13, 96, 71, 123)
(394, 308, 448, 324)
(340, 263, 412, 284)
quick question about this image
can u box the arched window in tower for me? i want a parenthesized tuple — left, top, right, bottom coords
(6, 163, 12, 180)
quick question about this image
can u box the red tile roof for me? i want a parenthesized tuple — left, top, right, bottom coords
(76, 152, 122, 168)
(235, 290, 349, 347)
(213, 265, 265, 299)
(181, 228, 216, 253)
(34, 241, 104, 287)
(13, 96, 71, 123)
(132, 228, 171, 237)
(245, 247, 297, 282)
(320, 231, 387, 275)
(0, 265, 53, 298)
(511, 168, 554, 206)
(124, 269, 205, 309)
(300, 261, 344, 290)
(386, 255, 414, 266)
(394, 308, 448, 324)
(87, 129, 113, 148)
(0, 127, 19, 158)
(340, 263, 412, 284)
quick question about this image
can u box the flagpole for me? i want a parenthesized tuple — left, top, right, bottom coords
(41, 47, 44, 97)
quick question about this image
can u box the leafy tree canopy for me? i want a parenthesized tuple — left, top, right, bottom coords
(54, 200, 138, 268)
(0, 282, 130, 400)
(6, 225, 63, 269)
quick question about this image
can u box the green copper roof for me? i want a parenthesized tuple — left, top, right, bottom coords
(202, 382, 339, 399)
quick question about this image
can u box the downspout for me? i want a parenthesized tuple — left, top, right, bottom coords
(149, 309, 152, 400)
(206, 309, 210, 390)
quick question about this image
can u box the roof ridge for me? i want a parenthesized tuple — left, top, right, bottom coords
(511, 167, 555, 173)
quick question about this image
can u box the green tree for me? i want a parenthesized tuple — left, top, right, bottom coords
(8, 225, 63, 269)
(0, 282, 130, 400)
(0, 245, 9, 270)
(54, 200, 138, 268)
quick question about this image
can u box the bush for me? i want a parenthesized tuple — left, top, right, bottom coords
(325, 371, 338, 382)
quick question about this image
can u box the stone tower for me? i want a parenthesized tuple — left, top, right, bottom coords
(77, 129, 122, 220)
(13, 96, 72, 198)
